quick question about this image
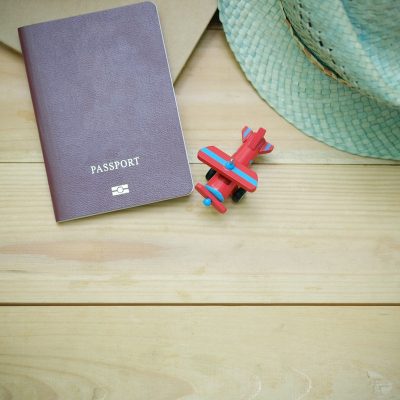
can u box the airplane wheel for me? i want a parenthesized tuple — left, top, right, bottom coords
(232, 188, 247, 203)
(206, 168, 216, 180)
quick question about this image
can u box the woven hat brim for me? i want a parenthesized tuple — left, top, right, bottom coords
(219, 0, 400, 160)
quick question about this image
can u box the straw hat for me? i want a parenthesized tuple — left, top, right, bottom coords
(219, 0, 400, 159)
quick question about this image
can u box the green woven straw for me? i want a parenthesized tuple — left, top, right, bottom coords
(219, 0, 400, 159)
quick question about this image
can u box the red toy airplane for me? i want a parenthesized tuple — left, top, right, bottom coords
(195, 126, 274, 214)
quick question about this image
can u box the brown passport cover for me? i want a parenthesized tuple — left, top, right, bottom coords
(18, 2, 193, 222)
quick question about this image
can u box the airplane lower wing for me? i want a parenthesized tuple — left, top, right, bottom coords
(195, 183, 227, 214)
(197, 146, 258, 192)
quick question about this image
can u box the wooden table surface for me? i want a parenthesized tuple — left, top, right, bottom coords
(0, 21, 399, 399)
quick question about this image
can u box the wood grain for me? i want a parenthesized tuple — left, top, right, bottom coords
(0, 163, 399, 303)
(0, 25, 399, 304)
(0, 306, 399, 399)
(0, 22, 399, 398)
(1, 31, 398, 165)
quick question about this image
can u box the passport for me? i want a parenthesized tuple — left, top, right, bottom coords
(18, 2, 193, 222)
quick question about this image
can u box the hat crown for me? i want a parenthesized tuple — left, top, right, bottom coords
(281, 0, 400, 106)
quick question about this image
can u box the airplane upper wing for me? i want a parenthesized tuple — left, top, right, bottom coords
(197, 146, 258, 192)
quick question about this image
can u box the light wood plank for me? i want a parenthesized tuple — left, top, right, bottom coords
(0, 306, 399, 399)
(0, 32, 398, 165)
(0, 163, 399, 304)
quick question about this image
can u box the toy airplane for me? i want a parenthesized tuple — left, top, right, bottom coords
(195, 126, 274, 214)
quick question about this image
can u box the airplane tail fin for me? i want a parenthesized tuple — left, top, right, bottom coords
(242, 126, 274, 154)
(241, 126, 252, 142)
(258, 141, 274, 154)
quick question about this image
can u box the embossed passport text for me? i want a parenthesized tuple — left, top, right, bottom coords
(19, 2, 193, 221)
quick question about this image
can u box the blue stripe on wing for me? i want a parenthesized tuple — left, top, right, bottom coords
(201, 147, 257, 187)
(205, 185, 225, 202)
